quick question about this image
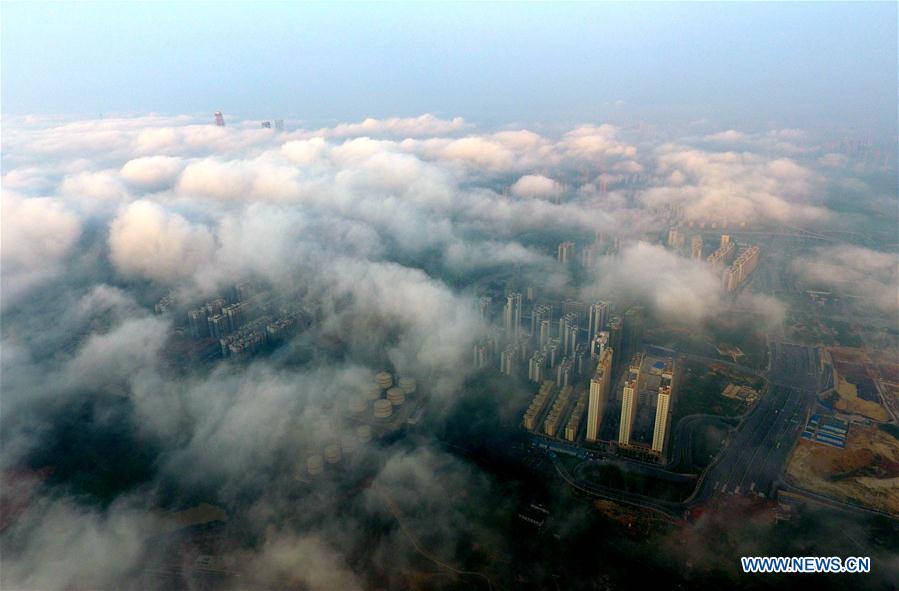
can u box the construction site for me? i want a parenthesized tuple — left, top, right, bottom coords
(823, 347, 890, 421)
(785, 421, 899, 515)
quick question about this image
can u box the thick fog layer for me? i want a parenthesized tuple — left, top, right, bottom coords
(1, 113, 896, 588)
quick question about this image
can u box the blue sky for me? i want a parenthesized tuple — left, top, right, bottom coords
(2, 2, 896, 131)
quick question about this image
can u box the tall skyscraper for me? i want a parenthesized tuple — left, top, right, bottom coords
(503, 292, 522, 338)
(557, 241, 575, 263)
(214, 111, 225, 126)
(651, 385, 671, 453)
(618, 379, 638, 445)
(586, 347, 613, 442)
(587, 301, 610, 339)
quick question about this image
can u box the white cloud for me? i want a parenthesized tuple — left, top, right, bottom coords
(64, 316, 170, 390)
(794, 244, 898, 313)
(705, 129, 746, 142)
(120, 155, 183, 191)
(510, 174, 564, 200)
(319, 114, 469, 138)
(58, 170, 128, 203)
(1, 193, 82, 306)
(586, 242, 725, 323)
(108, 200, 215, 281)
(281, 137, 329, 165)
(560, 124, 637, 160)
(641, 145, 827, 224)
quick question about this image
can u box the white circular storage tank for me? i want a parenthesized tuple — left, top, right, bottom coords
(306, 454, 324, 476)
(324, 443, 342, 464)
(349, 396, 367, 414)
(373, 398, 393, 419)
(364, 384, 382, 401)
(375, 372, 393, 389)
(356, 425, 372, 443)
(398, 376, 417, 394)
(386, 387, 405, 406)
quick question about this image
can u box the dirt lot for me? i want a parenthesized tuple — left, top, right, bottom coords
(786, 423, 899, 515)
(828, 347, 890, 421)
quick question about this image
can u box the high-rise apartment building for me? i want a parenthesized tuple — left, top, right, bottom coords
(667, 228, 684, 248)
(562, 299, 585, 322)
(559, 313, 578, 356)
(580, 244, 596, 269)
(608, 316, 623, 367)
(707, 240, 735, 267)
(188, 309, 209, 338)
(618, 379, 638, 445)
(503, 292, 523, 338)
(500, 345, 517, 376)
(622, 306, 644, 362)
(586, 347, 613, 442)
(651, 385, 672, 453)
(565, 390, 589, 442)
(587, 301, 610, 340)
(557, 241, 575, 263)
(691, 235, 704, 259)
(478, 296, 492, 321)
(528, 351, 547, 383)
(590, 330, 609, 359)
(548, 340, 560, 368)
(531, 304, 553, 337)
(556, 357, 574, 388)
(722, 246, 760, 292)
(473, 342, 490, 370)
(539, 319, 552, 346)
(543, 385, 573, 438)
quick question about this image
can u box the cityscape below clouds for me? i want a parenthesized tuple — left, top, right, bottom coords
(1, 3, 897, 590)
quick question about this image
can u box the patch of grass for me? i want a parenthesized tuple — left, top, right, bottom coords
(673, 362, 751, 425)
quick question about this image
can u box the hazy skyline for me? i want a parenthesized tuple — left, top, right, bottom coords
(2, 2, 896, 131)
